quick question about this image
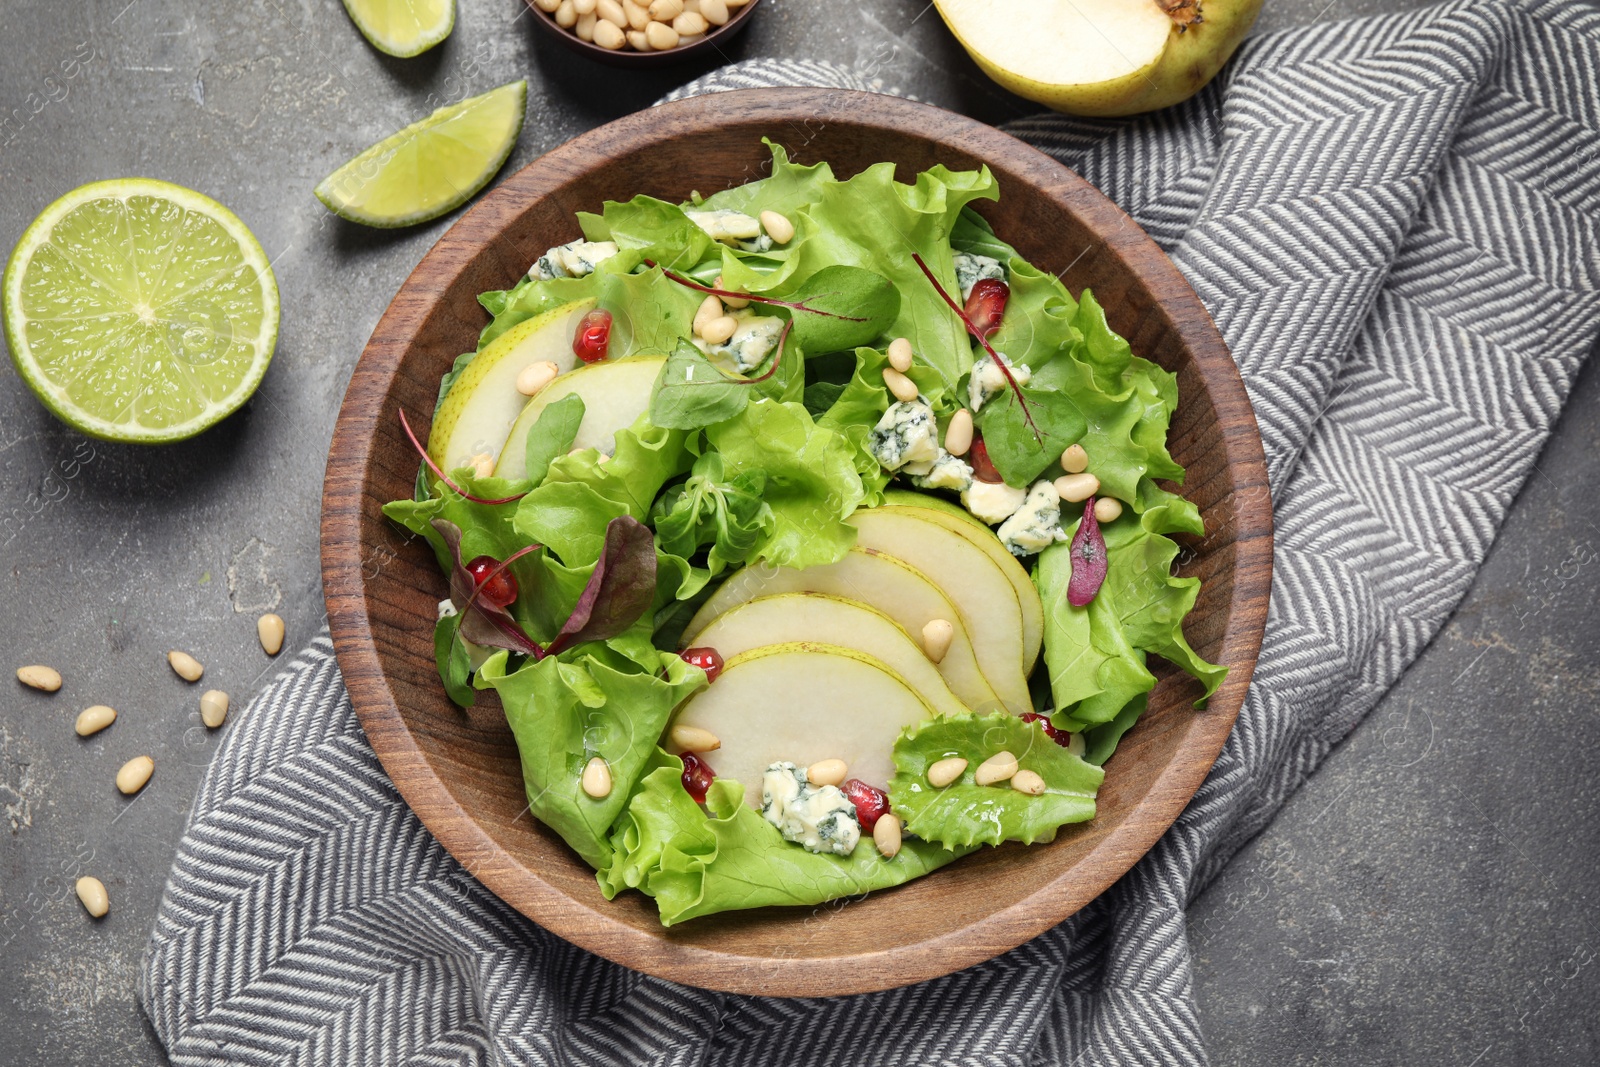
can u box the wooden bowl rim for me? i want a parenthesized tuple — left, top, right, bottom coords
(322, 87, 1273, 996)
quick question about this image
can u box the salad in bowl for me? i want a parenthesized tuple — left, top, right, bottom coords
(384, 140, 1225, 926)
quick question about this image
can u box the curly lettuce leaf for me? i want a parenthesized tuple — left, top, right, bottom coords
(477, 650, 707, 869)
(599, 754, 968, 925)
(817, 345, 953, 506)
(888, 712, 1104, 850)
(578, 194, 714, 272)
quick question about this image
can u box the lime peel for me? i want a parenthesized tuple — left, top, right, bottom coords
(341, 0, 456, 58)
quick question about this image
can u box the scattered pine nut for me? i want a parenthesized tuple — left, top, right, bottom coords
(17, 665, 62, 692)
(1053, 472, 1099, 503)
(116, 755, 154, 795)
(1060, 443, 1089, 474)
(581, 756, 612, 798)
(921, 618, 954, 664)
(974, 750, 1019, 786)
(873, 814, 903, 858)
(645, 20, 679, 48)
(75, 705, 117, 737)
(1011, 769, 1047, 795)
(693, 294, 724, 335)
(806, 758, 848, 788)
(672, 9, 707, 34)
(593, 17, 626, 48)
(75, 876, 109, 918)
(715, 276, 749, 308)
(1093, 497, 1124, 523)
(470, 452, 495, 479)
(927, 757, 967, 788)
(167, 650, 204, 683)
(669, 723, 720, 752)
(759, 210, 795, 244)
(944, 409, 974, 457)
(701, 315, 738, 346)
(516, 359, 561, 396)
(258, 613, 285, 656)
(200, 690, 230, 729)
(883, 367, 919, 403)
(887, 337, 914, 373)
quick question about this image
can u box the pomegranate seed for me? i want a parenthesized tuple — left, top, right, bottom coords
(681, 751, 715, 802)
(572, 308, 613, 363)
(964, 278, 1009, 337)
(680, 646, 724, 683)
(465, 555, 519, 607)
(968, 434, 1004, 483)
(1021, 711, 1075, 749)
(840, 778, 889, 832)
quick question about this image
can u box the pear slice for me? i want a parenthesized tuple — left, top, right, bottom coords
(933, 0, 1262, 118)
(493, 355, 665, 480)
(881, 489, 1043, 674)
(682, 548, 1005, 714)
(685, 593, 969, 718)
(849, 507, 1030, 710)
(427, 298, 595, 472)
(670, 642, 936, 808)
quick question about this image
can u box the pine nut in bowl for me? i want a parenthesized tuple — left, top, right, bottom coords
(323, 89, 1271, 996)
(526, 0, 763, 68)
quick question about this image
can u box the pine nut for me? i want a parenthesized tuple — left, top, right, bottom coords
(806, 758, 848, 788)
(715, 276, 750, 308)
(887, 337, 914, 373)
(576, 10, 597, 38)
(471, 452, 495, 479)
(645, 20, 679, 48)
(669, 723, 720, 752)
(168, 650, 204, 683)
(693, 294, 724, 334)
(700, 0, 730, 23)
(17, 665, 62, 692)
(535, 0, 560, 10)
(673, 10, 708, 34)
(626, 27, 649, 49)
(759, 210, 795, 244)
(921, 618, 954, 664)
(873, 814, 903, 858)
(516, 360, 561, 397)
(574, 0, 597, 12)
(258, 613, 285, 656)
(597, 0, 625, 23)
(1012, 769, 1047, 795)
(556, 0, 578, 27)
(1093, 497, 1124, 523)
(944, 408, 974, 456)
(116, 755, 154, 795)
(1060, 443, 1089, 473)
(76, 876, 109, 918)
(701, 315, 738, 346)
(582, 756, 612, 798)
(975, 750, 1019, 786)
(1053, 472, 1100, 503)
(75, 705, 117, 737)
(648, 0, 683, 18)
(622, 0, 650, 28)
(200, 689, 230, 728)
(883, 367, 919, 403)
(593, 15, 626, 46)
(927, 757, 967, 788)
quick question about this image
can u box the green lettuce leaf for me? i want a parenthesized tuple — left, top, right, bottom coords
(522, 393, 585, 487)
(888, 712, 1104, 850)
(578, 194, 714, 271)
(651, 451, 774, 575)
(816, 345, 954, 506)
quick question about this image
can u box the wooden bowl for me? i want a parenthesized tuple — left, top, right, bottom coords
(525, 0, 763, 68)
(322, 88, 1272, 996)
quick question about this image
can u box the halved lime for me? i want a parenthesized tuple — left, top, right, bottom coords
(314, 80, 527, 229)
(2, 179, 280, 444)
(342, 0, 455, 58)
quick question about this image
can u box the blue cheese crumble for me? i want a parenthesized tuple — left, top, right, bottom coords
(867, 397, 941, 472)
(954, 251, 1006, 301)
(911, 449, 974, 491)
(967, 352, 1030, 414)
(761, 762, 861, 856)
(961, 479, 1028, 524)
(528, 239, 619, 281)
(693, 309, 785, 373)
(996, 480, 1066, 556)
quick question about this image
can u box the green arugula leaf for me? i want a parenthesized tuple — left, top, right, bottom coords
(523, 393, 585, 486)
(649, 339, 751, 430)
(783, 265, 900, 354)
(973, 380, 1088, 486)
(433, 612, 475, 708)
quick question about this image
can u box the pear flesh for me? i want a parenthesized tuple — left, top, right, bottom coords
(492, 356, 664, 480)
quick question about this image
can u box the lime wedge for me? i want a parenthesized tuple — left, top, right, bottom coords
(342, 0, 455, 58)
(315, 80, 527, 229)
(2, 179, 279, 444)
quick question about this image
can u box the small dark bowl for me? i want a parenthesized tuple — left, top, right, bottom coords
(526, 0, 763, 68)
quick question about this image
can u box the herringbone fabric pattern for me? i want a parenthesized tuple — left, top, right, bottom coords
(141, 1, 1600, 1063)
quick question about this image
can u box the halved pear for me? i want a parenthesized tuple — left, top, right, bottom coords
(685, 593, 969, 718)
(849, 507, 1030, 709)
(932, 0, 1263, 118)
(669, 642, 937, 808)
(493, 355, 665, 480)
(881, 489, 1044, 674)
(427, 298, 595, 471)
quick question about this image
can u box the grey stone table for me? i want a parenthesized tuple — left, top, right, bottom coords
(2, 1, 1595, 1064)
